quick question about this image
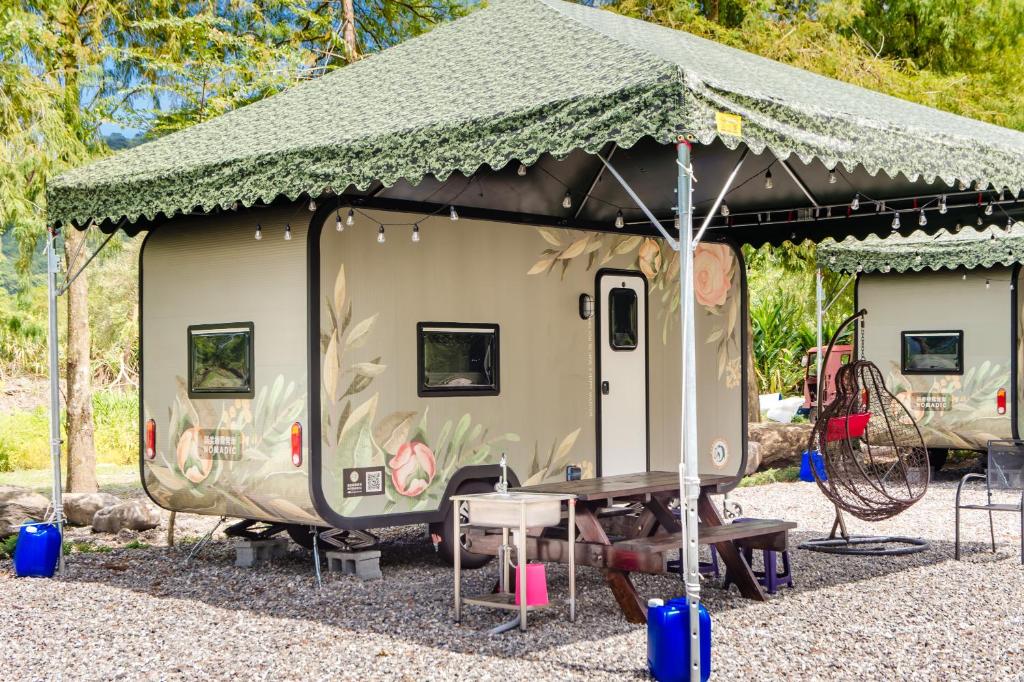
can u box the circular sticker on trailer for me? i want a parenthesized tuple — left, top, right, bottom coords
(710, 439, 729, 468)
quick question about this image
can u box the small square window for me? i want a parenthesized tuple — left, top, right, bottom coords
(609, 287, 638, 351)
(901, 331, 963, 375)
(188, 323, 255, 398)
(417, 323, 499, 397)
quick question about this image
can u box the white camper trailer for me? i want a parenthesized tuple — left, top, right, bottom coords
(138, 206, 748, 562)
(819, 226, 1024, 469)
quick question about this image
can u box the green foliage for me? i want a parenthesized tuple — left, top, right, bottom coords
(0, 390, 138, 471)
(739, 465, 802, 486)
(124, 539, 149, 549)
(66, 540, 112, 554)
(0, 534, 17, 558)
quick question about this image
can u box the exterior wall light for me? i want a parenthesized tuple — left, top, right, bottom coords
(579, 293, 594, 320)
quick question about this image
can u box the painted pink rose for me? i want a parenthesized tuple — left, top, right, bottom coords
(389, 441, 436, 497)
(693, 244, 733, 308)
(638, 238, 662, 279)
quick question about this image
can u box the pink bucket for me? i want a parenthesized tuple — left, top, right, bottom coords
(513, 562, 549, 606)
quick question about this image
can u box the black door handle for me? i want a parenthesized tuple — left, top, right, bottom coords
(601, 381, 610, 395)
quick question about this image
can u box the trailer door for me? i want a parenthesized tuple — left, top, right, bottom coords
(598, 272, 648, 476)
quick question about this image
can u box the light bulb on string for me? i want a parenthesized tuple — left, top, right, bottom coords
(562, 192, 573, 209)
(412, 224, 421, 243)
(851, 194, 860, 211)
(1008, 217, 1015, 232)
(986, 279, 991, 290)
(918, 210, 927, 227)
(335, 211, 344, 232)
(939, 195, 947, 214)
(828, 168, 837, 184)
(517, 163, 528, 177)
(377, 225, 386, 244)
(978, 215, 984, 226)
(255, 223, 262, 241)
(346, 208, 355, 226)
(284, 223, 292, 241)
(962, 273, 967, 281)
(891, 212, 901, 231)
(308, 198, 317, 211)
(720, 204, 731, 217)
(614, 210, 625, 229)
(450, 205, 459, 221)
(985, 202, 994, 216)
(764, 169, 773, 190)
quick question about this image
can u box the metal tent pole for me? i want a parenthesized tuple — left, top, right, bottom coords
(676, 139, 701, 682)
(46, 229, 65, 573)
(815, 269, 823, 414)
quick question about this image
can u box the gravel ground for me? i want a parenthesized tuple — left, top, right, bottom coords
(3, 469, 1023, 681)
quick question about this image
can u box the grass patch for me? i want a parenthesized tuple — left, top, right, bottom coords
(739, 466, 802, 487)
(65, 540, 112, 554)
(0, 389, 138, 472)
(0, 535, 17, 559)
(0, 462, 139, 495)
(124, 539, 149, 550)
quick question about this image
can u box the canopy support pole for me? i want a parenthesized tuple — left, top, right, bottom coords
(815, 269, 823, 413)
(779, 160, 821, 207)
(675, 139, 702, 682)
(46, 229, 65, 573)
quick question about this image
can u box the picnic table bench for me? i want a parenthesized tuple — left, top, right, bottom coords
(463, 471, 797, 624)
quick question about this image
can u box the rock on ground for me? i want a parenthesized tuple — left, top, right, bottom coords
(91, 499, 161, 533)
(63, 492, 121, 526)
(0, 485, 50, 537)
(747, 422, 812, 470)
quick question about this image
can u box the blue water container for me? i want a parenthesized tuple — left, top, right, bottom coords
(13, 523, 62, 578)
(648, 597, 711, 682)
(799, 449, 827, 482)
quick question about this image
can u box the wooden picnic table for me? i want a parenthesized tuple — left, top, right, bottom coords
(464, 471, 796, 624)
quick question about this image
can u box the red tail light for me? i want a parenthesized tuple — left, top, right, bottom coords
(997, 389, 1007, 415)
(145, 419, 156, 460)
(291, 422, 302, 467)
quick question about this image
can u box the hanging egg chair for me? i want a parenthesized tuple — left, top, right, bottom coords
(801, 310, 931, 556)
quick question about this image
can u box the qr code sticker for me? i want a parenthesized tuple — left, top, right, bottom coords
(365, 470, 383, 494)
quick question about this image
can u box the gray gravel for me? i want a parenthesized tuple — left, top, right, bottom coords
(3, 472, 1024, 681)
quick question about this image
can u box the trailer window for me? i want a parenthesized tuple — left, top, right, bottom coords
(901, 331, 963, 375)
(188, 323, 255, 398)
(609, 287, 638, 351)
(418, 324, 499, 396)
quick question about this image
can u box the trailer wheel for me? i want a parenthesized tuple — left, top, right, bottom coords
(286, 524, 330, 551)
(430, 479, 495, 569)
(928, 449, 948, 472)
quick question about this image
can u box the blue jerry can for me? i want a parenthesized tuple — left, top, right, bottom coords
(648, 597, 711, 682)
(13, 523, 62, 578)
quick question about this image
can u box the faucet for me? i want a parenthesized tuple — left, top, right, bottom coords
(496, 453, 509, 495)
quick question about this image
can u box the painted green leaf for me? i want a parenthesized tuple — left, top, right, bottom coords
(373, 411, 418, 456)
(333, 264, 347, 321)
(352, 361, 387, 377)
(346, 313, 379, 349)
(337, 393, 380, 469)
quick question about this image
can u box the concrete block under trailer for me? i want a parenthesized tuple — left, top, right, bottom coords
(855, 265, 1022, 469)
(139, 206, 748, 565)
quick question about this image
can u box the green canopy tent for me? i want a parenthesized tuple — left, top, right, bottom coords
(818, 224, 1024, 274)
(44, 0, 1024, 674)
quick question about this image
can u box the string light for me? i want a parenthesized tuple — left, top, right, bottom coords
(562, 191, 573, 209)
(986, 279, 991, 290)
(891, 212, 901, 231)
(851, 194, 860, 211)
(918, 210, 927, 227)
(335, 211, 344, 232)
(308, 198, 317, 211)
(721, 204, 731, 217)
(412, 224, 420, 243)
(346, 208, 355, 226)
(962, 273, 967, 280)
(1008, 217, 1015, 231)
(254, 223, 262, 241)
(615, 210, 625, 229)
(978, 215, 984, 226)
(829, 168, 837, 184)
(939, 195, 947, 214)
(517, 163, 528, 177)
(377, 225, 386, 243)
(284, 223, 292, 241)
(764, 169, 773, 190)
(450, 205, 459, 221)
(985, 202, 994, 216)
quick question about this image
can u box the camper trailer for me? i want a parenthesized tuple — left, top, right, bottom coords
(819, 227, 1024, 469)
(140, 206, 748, 563)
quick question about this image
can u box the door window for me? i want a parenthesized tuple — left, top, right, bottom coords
(609, 287, 638, 351)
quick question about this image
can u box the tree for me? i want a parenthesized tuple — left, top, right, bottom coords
(1, 0, 464, 491)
